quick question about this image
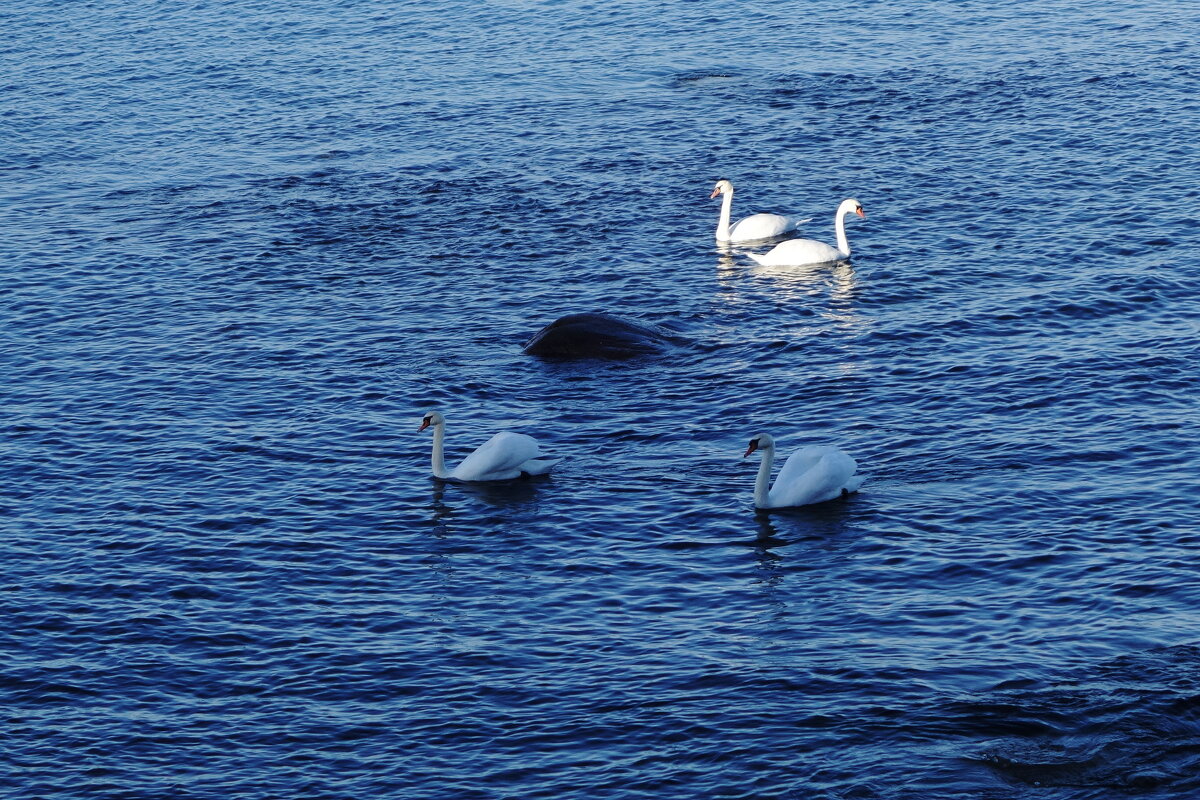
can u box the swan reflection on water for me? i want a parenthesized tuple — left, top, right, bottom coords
(749, 260, 859, 305)
(752, 498, 859, 544)
(749, 535, 789, 616)
(716, 250, 867, 342)
(424, 476, 544, 551)
(715, 245, 739, 277)
(428, 474, 546, 511)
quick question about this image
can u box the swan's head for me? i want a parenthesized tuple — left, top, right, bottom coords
(710, 179, 734, 199)
(743, 433, 775, 458)
(418, 410, 445, 432)
(839, 198, 865, 219)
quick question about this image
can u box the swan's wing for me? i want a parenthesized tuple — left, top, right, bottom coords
(771, 445, 828, 489)
(769, 445, 858, 507)
(452, 432, 541, 481)
(750, 238, 842, 266)
(730, 213, 793, 240)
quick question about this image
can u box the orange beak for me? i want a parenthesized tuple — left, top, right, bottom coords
(709, 187, 721, 199)
(743, 440, 759, 458)
(856, 207, 866, 218)
(418, 419, 431, 432)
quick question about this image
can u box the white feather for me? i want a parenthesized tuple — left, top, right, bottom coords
(711, 179, 810, 243)
(746, 198, 864, 266)
(421, 412, 559, 482)
(748, 433, 863, 509)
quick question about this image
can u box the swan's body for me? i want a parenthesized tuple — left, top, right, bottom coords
(746, 198, 865, 266)
(745, 433, 864, 509)
(419, 411, 558, 481)
(711, 179, 809, 243)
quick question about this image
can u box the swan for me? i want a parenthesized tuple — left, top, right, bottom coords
(418, 411, 559, 481)
(710, 179, 810, 243)
(746, 198, 864, 266)
(744, 433, 864, 509)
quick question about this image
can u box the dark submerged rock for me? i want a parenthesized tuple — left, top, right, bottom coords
(522, 313, 681, 360)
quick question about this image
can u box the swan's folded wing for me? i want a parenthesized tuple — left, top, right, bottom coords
(730, 213, 795, 240)
(772, 445, 826, 488)
(755, 238, 843, 267)
(771, 445, 858, 507)
(452, 432, 541, 481)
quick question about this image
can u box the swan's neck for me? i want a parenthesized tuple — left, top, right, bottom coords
(754, 447, 774, 507)
(716, 190, 733, 241)
(834, 209, 851, 257)
(430, 422, 451, 479)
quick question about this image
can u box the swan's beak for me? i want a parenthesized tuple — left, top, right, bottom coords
(855, 207, 866, 218)
(743, 440, 759, 458)
(417, 419, 431, 432)
(709, 187, 721, 199)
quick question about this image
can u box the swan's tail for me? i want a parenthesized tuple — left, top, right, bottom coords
(789, 216, 813, 229)
(745, 251, 770, 266)
(842, 474, 866, 494)
(520, 458, 560, 476)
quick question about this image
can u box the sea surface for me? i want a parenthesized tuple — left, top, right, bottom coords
(5, 1, 1200, 798)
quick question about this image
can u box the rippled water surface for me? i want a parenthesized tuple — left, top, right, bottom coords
(6, 1, 1200, 798)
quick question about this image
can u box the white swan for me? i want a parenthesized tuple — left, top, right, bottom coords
(746, 198, 864, 266)
(710, 179, 810, 243)
(418, 411, 559, 481)
(744, 433, 864, 508)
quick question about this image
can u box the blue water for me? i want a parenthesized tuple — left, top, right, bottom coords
(5, 1, 1200, 797)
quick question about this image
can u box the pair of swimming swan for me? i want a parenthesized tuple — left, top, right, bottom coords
(419, 411, 863, 509)
(711, 179, 865, 266)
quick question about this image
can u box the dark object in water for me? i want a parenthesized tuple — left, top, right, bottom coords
(522, 313, 679, 360)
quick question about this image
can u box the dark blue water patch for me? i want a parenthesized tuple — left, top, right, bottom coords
(965, 646, 1200, 794)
